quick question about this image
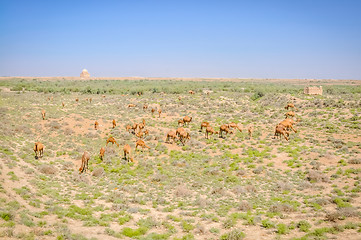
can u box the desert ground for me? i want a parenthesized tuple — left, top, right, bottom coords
(0, 77, 360, 240)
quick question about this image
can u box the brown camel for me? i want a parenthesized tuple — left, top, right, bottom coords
(228, 122, 242, 132)
(106, 136, 119, 147)
(183, 116, 192, 126)
(285, 103, 297, 110)
(76, 98, 79, 102)
(279, 118, 297, 133)
(123, 144, 134, 162)
(158, 108, 162, 118)
(79, 151, 90, 174)
(112, 119, 116, 128)
(248, 126, 253, 139)
(62, 102, 65, 108)
(176, 127, 185, 137)
(135, 139, 150, 150)
(189, 90, 195, 95)
(34, 142, 44, 159)
(274, 124, 289, 141)
(99, 147, 105, 161)
(41, 110, 46, 120)
(143, 104, 148, 111)
(200, 121, 210, 131)
(128, 104, 136, 108)
(205, 126, 218, 139)
(219, 124, 232, 138)
(285, 111, 295, 119)
(179, 130, 190, 146)
(178, 119, 184, 126)
(94, 121, 99, 130)
(166, 130, 178, 144)
(151, 108, 156, 115)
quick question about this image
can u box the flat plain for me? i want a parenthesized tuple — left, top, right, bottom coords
(0, 77, 360, 240)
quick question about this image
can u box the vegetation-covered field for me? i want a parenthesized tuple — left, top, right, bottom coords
(0, 78, 360, 240)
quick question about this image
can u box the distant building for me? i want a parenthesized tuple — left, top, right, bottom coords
(304, 86, 322, 95)
(80, 69, 90, 78)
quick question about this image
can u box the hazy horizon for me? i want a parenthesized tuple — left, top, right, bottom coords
(1, 1, 361, 80)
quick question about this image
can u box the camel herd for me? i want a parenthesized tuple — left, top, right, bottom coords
(34, 96, 299, 174)
(274, 103, 298, 141)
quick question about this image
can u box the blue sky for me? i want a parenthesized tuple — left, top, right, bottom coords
(1, 0, 361, 79)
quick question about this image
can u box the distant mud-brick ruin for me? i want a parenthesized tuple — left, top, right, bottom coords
(304, 86, 323, 95)
(80, 69, 90, 79)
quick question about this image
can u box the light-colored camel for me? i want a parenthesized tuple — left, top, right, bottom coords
(183, 116, 192, 126)
(143, 104, 148, 111)
(94, 121, 99, 130)
(123, 144, 134, 162)
(200, 121, 210, 131)
(205, 126, 218, 139)
(112, 119, 116, 128)
(166, 130, 178, 144)
(106, 136, 119, 147)
(34, 142, 44, 159)
(135, 139, 150, 150)
(128, 104, 136, 108)
(228, 122, 242, 132)
(189, 90, 195, 95)
(219, 124, 232, 138)
(279, 118, 297, 133)
(126, 124, 134, 134)
(248, 126, 253, 139)
(158, 108, 162, 118)
(285, 111, 295, 119)
(62, 102, 65, 108)
(274, 124, 289, 141)
(285, 103, 297, 110)
(138, 119, 146, 130)
(99, 147, 105, 160)
(89, 98, 92, 103)
(79, 151, 90, 174)
(136, 130, 144, 138)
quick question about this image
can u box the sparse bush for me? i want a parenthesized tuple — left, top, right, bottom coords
(220, 229, 245, 240)
(38, 164, 57, 175)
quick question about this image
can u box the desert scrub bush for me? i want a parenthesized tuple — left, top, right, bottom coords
(220, 228, 245, 240)
(297, 220, 312, 232)
(276, 223, 289, 234)
(122, 226, 148, 238)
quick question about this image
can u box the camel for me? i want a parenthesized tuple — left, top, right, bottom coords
(200, 121, 210, 131)
(126, 124, 134, 133)
(278, 118, 297, 133)
(274, 124, 289, 141)
(143, 104, 148, 111)
(151, 108, 156, 115)
(89, 98, 92, 103)
(123, 144, 134, 162)
(34, 142, 44, 159)
(178, 96, 182, 101)
(219, 124, 232, 138)
(132, 123, 138, 132)
(76, 98, 79, 102)
(166, 130, 178, 144)
(135, 139, 150, 150)
(158, 108, 162, 118)
(285, 111, 295, 119)
(99, 147, 105, 160)
(112, 119, 116, 129)
(228, 122, 242, 132)
(248, 126, 253, 139)
(138, 119, 146, 130)
(128, 104, 136, 108)
(176, 127, 185, 137)
(137, 91, 143, 96)
(41, 110, 46, 120)
(94, 121, 99, 130)
(62, 102, 65, 108)
(183, 116, 192, 126)
(205, 126, 218, 139)
(106, 136, 119, 147)
(79, 151, 90, 174)
(189, 90, 195, 95)
(285, 103, 297, 110)
(179, 130, 190, 145)
(144, 129, 149, 136)
(136, 130, 144, 139)
(178, 119, 184, 126)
